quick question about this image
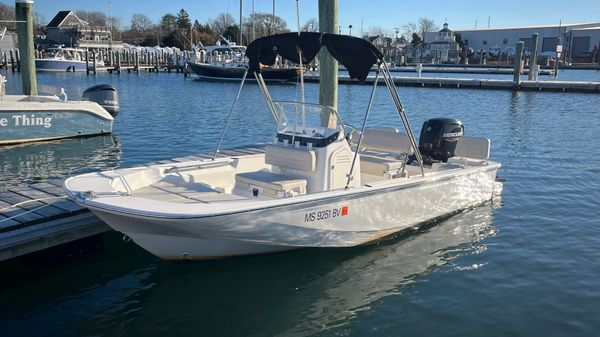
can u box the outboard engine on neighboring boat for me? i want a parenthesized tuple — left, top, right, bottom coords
(82, 84, 119, 117)
(418, 118, 464, 164)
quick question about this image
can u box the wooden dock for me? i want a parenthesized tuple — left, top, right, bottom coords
(0, 145, 267, 262)
(303, 75, 600, 93)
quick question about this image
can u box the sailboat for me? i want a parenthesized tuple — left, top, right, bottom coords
(64, 32, 501, 260)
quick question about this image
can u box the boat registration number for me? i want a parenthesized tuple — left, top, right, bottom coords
(304, 206, 348, 222)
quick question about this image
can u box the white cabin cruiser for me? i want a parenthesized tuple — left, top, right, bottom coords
(64, 33, 501, 260)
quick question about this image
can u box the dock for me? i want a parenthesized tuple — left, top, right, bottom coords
(0, 145, 267, 262)
(303, 75, 600, 93)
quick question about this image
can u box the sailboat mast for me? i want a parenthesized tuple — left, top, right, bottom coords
(239, 0, 243, 45)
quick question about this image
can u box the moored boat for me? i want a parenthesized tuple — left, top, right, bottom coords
(1, 76, 119, 145)
(35, 47, 105, 72)
(64, 32, 502, 260)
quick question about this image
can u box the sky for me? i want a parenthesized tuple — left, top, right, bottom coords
(6, 0, 600, 36)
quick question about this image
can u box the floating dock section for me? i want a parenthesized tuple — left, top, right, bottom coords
(303, 75, 600, 93)
(0, 145, 267, 261)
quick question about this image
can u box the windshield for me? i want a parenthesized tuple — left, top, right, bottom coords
(272, 101, 344, 140)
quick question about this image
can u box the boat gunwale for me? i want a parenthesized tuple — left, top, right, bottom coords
(67, 160, 500, 220)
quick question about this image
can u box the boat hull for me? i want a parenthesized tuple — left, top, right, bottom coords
(187, 62, 298, 82)
(35, 59, 103, 72)
(0, 109, 113, 145)
(85, 166, 499, 260)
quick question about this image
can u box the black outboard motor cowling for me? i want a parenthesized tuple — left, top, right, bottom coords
(418, 118, 464, 164)
(82, 84, 119, 117)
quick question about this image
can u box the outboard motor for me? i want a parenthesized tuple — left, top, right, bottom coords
(82, 84, 119, 117)
(418, 118, 464, 164)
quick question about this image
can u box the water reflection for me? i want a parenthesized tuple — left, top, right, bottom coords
(62, 202, 497, 337)
(0, 135, 122, 189)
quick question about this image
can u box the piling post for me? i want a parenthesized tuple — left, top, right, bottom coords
(528, 33, 539, 80)
(92, 50, 97, 74)
(318, 0, 338, 127)
(9, 50, 15, 73)
(154, 52, 159, 72)
(134, 52, 139, 73)
(15, 0, 37, 94)
(514, 41, 524, 85)
(85, 49, 90, 74)
(116, 51, 121, 74)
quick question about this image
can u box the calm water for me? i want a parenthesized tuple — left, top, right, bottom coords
(1, 70, 600, 336)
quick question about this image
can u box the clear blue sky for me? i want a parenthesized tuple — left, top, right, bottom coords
(9, 0, 600, 35)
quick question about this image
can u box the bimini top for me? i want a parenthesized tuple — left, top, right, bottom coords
(245, 32, 384, 82)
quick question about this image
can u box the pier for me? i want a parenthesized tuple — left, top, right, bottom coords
(303, 75, 600, 93)
(0, 145, 267, 262)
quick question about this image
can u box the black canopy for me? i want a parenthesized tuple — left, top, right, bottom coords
(245, 32, 384, 82)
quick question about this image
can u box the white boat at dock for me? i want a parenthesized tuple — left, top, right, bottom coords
(0, 75, 119, 145)
(64, 32, 501, 260)
(35, 46, 104, 72)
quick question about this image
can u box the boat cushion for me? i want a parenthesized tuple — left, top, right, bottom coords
(265, 144, 316, 172)
(360, 155, 405, 176)
(235, 171, 307, 198)
(454, 136, 490, 160)
(353, 129, 413, 154)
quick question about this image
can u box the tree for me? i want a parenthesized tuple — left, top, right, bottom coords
(402, 22, 418, 39)
(243, 12, 288, 41)
(411, 33, 422, 45)
(130, 13, 152, 32)
(177, 8, 191, 31)
(211, 13, 236, 36)
(223, 24, 240, 44)
(160, 14, 178, 34)
(0, 3, 16, 31)
(302, 18, 319, 32)
(418, 17, 438, 34)
(76, 11, 108, 26)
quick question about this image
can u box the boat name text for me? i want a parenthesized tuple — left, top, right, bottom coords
(304, 206, 348, 222)
(0, 114, 52, 128)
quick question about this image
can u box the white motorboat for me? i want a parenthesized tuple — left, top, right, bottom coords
(35, 47, 105, 72)
(64, 32, 501, 260)
(1, 75, 119, 145)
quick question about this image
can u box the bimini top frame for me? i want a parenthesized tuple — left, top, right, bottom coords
(214, 32, 425, 179)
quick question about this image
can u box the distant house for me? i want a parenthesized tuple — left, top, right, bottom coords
(404, 43, 428, 63)
(44, 10, 121, 49)
(428, 23, 460, 63)
(365, 35, 407, 64)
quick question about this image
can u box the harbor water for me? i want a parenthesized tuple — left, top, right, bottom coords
(1, 70, 600, 336)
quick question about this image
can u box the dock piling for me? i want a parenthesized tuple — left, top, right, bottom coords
(528, 33, 539, 81)
(514, 41, 524, 85)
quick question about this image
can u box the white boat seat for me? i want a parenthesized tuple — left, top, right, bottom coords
(353, 129, 413, 154)
(454, 136, 490, 160)
(265, 143, 316, 172)
(360, 155, 406, 177)
(235, 171, 307, 198)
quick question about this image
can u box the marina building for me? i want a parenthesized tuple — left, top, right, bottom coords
(428, 23, 460, 63)
(425, 22, 600, 61)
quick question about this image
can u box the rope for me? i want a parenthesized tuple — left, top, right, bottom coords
(0, 196, 68, 224)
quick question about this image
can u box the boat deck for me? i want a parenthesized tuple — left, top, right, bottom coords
(0, 145, 267, 261)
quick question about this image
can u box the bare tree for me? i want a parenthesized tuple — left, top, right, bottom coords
(211, 13, 236, 36)
(302, 18, 319, 32)
(0, 3, 16, 30)
(130, 13, 153, 32)
(418, 17, 438, 34)
(368, 26, 392, 37)
(76, 11, 108, 26)
(402, 22, 418, 39)
(242, 12, 288, 42)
